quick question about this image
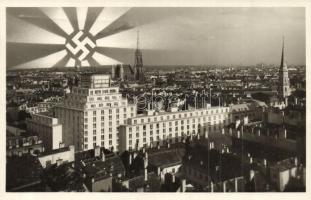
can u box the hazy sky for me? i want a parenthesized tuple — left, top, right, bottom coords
(7, 7, 305, 68)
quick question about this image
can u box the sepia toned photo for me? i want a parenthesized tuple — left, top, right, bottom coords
(5, 6, 306, 193)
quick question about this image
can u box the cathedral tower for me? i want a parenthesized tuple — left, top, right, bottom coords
(278, 37, 291, 99)
(134, 30, 144, 81)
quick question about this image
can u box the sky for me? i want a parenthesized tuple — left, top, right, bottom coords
(6, 7, 305, 69)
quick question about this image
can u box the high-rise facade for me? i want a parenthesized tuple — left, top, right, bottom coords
(278, 37, 291, 99)
(54, 74, 137, 152)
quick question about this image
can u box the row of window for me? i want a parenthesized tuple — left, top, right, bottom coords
(84, 107, 134, 116)
(89, 95, 119, 102)
(132, 111, 228, 125)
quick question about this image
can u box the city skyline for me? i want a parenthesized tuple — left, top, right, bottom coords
(7, 7, 305, 69)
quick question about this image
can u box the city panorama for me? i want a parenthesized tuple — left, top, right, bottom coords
(6, 7, 306, 192)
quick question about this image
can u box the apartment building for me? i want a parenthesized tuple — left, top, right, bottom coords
(26, 113, 62, 151)
(54, 74, 136, 152)
(119, 106, 231, 152)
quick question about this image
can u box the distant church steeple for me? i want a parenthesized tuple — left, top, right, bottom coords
(134, 30, 144, 81)
(278, 36, 291, 99)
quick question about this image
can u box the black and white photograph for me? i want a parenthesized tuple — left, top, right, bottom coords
(3, 0, 308, 196)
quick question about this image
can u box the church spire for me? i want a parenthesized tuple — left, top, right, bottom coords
(134, 29, 144, 81)
(278, 36, 290, 99)
(280, 36, 287, 71)
(137, 30, 140, 50)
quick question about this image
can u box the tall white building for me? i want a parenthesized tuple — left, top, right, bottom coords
(119, 106, 231, 152)
(54, 74, 136, 152)
(26, 113, 63, 151)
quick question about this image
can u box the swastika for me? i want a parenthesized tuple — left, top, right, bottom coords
(65, 31, 96, 61)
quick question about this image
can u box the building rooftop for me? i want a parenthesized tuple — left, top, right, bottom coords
(148, 147, 185, 169)
(6, 154, 43, 191)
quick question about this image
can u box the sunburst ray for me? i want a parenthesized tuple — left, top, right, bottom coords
(7, 14, 66, 44)
(89, 7, 130, 37)
(7, 7, 68, 38)
(92, 52, 122, 66)
(87, 56, 101, 67)
(63, 7, 79, 31)
(76, 7, 88, 31)
(7, 42, 65, 68)
(40, 7, 74, 35)
(51, 53, 71, 68)
(66, 58, 76, 67)
(11, 49, 68, 69)
(84, 7, 104, 32)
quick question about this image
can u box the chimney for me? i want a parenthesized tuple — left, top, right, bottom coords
(56, 159, 62, 166)
(172, 174, 176, 183)
(129, 154, 132, 165)
(235, 119, 241, 128)
(282, 129, 287, 139)
(249, 170, 255, 181)
(144, 168, 148, 181)
(244, 116, 249, 124)
(94, 146, 100, 157)
(205, 130, 209, 138)
(29, 148, 34, 155)
(59, 142, 65, 148)
(101, 151, 105, 162)
(157, 167, 161, 176)
(133, 152, 138, 159)
(234, 178, 238, 192)
(181, 179, 186, 192)
(223, 181, 227, 192)
(144, 157, 148, 169)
